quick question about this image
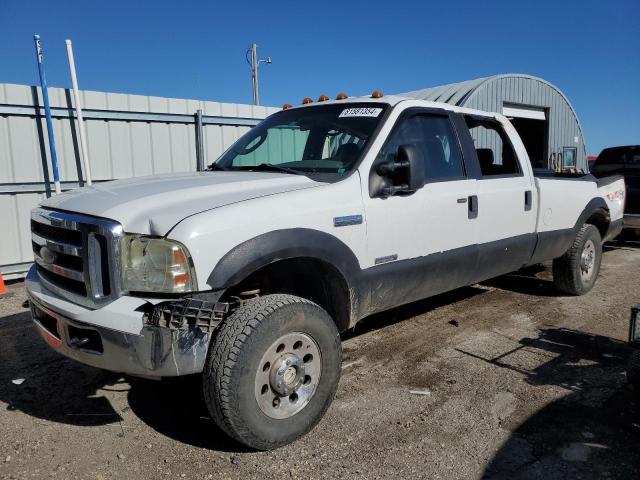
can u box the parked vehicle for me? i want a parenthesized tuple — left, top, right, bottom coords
(590, 145, 640, 234)
(26, 93, 625, 449)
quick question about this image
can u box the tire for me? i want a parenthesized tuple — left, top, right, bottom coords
(203, 294, 342, 450)
(628, 350, 640, 390)
(552, 224, 602, 295)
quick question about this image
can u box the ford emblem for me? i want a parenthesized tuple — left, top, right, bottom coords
(39, 246, 57, 264)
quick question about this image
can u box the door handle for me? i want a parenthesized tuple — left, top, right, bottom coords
(457, 197, 468, 204)
(525, 190, 532, 211)
(468, 195, 478, 219)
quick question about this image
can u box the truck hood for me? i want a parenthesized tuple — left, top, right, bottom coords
(41, 171, 321, 234)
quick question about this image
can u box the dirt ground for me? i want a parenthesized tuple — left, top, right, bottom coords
(1, 239, 639, 480)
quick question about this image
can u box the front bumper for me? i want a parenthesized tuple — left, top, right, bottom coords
(623, 214, 640, 229)
(25, 266, 211, 377)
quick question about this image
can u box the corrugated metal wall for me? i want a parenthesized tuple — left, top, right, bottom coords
(399, 74, 587, 171)
(463, 76, 586, 170)
(1, 83, 278, 278)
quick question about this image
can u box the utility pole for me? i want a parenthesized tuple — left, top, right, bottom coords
(247, 43, 271, 106)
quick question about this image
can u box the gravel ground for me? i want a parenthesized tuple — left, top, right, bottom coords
(1, 239, 639, 480)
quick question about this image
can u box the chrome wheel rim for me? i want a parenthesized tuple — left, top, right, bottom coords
(580, 239, 596, 282)
(254, 332, 321, 419)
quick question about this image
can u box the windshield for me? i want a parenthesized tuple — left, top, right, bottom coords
(212, 103, 388, 179)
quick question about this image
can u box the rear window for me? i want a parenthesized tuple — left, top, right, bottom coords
(464, 116, 521, 177)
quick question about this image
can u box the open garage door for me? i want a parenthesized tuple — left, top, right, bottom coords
(503, 104, 548, 169)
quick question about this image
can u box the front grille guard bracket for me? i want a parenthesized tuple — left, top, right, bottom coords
(146, 298, 229, 332)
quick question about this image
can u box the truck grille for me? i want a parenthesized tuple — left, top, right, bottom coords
(31, 208, 123, 309)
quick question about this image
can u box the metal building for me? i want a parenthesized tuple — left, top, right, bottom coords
(399, 74, 587, 171)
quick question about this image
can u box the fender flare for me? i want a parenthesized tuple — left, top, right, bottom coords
(573, 197, 609, 234)
(206, 228, 361, 290)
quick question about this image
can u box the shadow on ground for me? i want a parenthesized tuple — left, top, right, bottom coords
(470, 328, 640, 479)
(342, 285, 488, 340)
(0, 285, 489, 454)
(605, 234, 640, 252)
(0, 308, 247, 452)
(481, 264, 563, 297)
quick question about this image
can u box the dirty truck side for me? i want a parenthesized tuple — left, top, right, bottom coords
(26, 94, 625, 449)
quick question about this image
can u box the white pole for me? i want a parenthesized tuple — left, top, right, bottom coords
(65, 39, 92, 186)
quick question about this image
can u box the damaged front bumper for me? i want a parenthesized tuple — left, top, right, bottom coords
(25, 266, 224, 377)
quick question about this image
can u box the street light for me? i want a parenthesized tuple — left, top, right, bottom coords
(246, 43, 271, 106)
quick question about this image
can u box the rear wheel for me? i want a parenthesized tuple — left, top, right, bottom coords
(203, 294, 342, 450)
(552, 224, 602, 295)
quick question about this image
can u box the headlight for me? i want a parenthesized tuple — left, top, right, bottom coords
(120, 235, 197, 293)
(631, 305, 640, 343)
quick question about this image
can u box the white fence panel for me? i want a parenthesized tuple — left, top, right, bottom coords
(0, 83, 278, 278)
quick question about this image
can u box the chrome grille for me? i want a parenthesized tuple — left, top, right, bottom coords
(31, 208, 123, 308)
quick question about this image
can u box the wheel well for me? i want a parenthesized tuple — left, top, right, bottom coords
(221, 258, 352, 332)
(585, 208, 610, 239)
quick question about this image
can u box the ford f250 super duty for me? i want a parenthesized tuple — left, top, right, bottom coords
(25, 92, 625, 450)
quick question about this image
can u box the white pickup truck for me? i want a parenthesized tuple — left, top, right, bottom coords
(26, 93, 625, 449)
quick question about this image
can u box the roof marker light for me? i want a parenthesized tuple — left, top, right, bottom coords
(282, 103, 293, 110)
(318, 95, 329, 102)
(302, 97, 313, 104)
(335, 92, 348, 100)
(371, 90, 383, 98)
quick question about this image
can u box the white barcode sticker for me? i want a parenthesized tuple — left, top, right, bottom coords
(339, 107, 383, 118)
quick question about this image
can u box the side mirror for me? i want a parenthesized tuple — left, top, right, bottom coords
(376, 144, 425, 196)
(398, 144, 426, 191)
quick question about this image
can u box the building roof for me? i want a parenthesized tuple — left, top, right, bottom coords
(398, 73, 569, 107)
(397, 74, 587, 160)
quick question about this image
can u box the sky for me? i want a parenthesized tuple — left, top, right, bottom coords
(1, 0, 638, 155)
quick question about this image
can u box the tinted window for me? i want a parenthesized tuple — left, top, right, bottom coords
(379, 114, 465, 181)
(465, 117, 521, 177)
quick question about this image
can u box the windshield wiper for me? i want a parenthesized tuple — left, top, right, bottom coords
(245, 163, 303, 175)
(207, 163, 228, 171)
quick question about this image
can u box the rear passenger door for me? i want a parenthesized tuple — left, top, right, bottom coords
(462, 115, 537, 281)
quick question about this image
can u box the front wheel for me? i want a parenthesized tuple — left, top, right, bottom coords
(203, 294, 342, 450)
(552, 224, 603, 295)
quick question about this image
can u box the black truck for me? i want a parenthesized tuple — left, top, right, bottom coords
(591, 145, 640, 235)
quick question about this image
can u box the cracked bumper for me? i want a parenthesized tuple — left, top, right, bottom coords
(25, 266, 210, 377)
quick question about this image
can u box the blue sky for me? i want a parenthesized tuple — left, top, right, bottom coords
(1, 0, 638, 154)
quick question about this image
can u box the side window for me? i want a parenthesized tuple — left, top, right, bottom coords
(379, 114, 465, 181)
(465, 116, 521, 177)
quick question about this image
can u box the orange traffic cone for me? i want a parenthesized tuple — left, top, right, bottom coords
(0, 272, 6, 295)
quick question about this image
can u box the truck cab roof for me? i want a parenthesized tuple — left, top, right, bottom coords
(282, 94, 504, 120)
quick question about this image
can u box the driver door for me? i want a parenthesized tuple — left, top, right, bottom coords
(361, 109, 479, 313)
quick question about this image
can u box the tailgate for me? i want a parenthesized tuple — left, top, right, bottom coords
(596, 175, 625, 221)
